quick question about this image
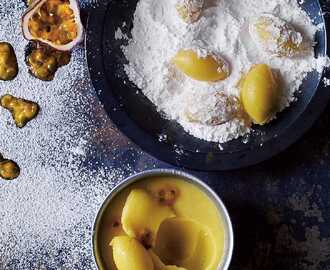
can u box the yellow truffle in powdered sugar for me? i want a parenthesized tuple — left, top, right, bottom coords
(176, 0, 204, 23)
(249, 14, 304, 57)
(173, 49, 230, 82)
(183, 92, 242, 126)
(240, 64, 281, 125)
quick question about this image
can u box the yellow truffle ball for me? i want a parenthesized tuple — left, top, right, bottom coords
(240, 64, 281, 125)
(173, 49, 230, 82)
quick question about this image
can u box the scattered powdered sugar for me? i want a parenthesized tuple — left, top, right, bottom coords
(122, 0, 330, 143)
(323, 77, 330, 87)
(0, 1, 137, 269)
(114, 27, 128, 41)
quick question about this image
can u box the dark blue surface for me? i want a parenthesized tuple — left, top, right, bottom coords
(85, 0, 330, 269)
(86, 0, 330, 170)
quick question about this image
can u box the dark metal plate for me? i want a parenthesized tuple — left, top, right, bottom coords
(86, 0, 330, 170)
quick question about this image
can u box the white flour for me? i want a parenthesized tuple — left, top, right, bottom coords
(122, 0, 329, 143)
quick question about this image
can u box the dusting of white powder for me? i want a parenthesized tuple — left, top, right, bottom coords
(323, 77, 330, 87)
(115, 27, 128, 41)
(0, 1, 139, 269)
(123, 0, 330, 143)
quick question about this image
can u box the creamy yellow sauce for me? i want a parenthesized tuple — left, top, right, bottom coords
(94, 176, 225, 270)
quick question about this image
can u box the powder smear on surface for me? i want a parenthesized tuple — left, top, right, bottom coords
(1, 0, 330, 270)
(0, 1, 138, 269)
(122, 0, 329, 143)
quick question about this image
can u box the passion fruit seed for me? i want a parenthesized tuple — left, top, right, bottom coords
(0, 94, 40, 128)
(112, 220, 121, 228)
(176, 0, 204, 24)
(250, 14, 304, 57)
(29, 0, 77, 45)
(26, 0, 35, 6)
(27, 45, 71, 81)
(0, 156, 20, 180)
(54, 48, 71, 66)
(138, 228, 153, 249)
(0, 42, 18, 81)
(157, 188, 178, 206)
(148, 185, 179, 206)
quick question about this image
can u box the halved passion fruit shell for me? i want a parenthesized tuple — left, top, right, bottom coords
(22, 0, 83, 51)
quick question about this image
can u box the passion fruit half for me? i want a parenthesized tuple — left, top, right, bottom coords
(22, 0, 83, 51)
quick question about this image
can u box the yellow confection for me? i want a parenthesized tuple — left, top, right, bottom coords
(173, 49, 230, 82)
(250, 14, 304, 57)
(240, 64, 280, 125)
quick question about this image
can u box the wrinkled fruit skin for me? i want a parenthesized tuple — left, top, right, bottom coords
(176, 0, 204, 24)
(250, 14, 304, 57)
(0, 42, 18, 81)
(111, 236, 154, 270)
(0, 155, 20, 180)
(1, 94, 40, 128)
(27, 45, 71, 81)
(173, 49, 230, 82)
(240, 64, 280, 125)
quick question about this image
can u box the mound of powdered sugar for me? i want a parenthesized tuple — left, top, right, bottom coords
(122, 0, 330, 143)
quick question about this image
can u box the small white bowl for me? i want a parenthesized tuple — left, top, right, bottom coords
(92, 169, 234, 270)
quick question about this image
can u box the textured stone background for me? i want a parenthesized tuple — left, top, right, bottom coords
(1, 0, 330, 269)
(84, 1, 330, 269)
(77, 1, 330, 269)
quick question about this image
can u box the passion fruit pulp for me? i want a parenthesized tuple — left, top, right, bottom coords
(26, 0, 35, 6)
(0, 154, 20, 181)
(22, 0, 83, 51)
(0, 94, 40, 128)
(26, 42, 71, 81)
(0, 42, 18, 81)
